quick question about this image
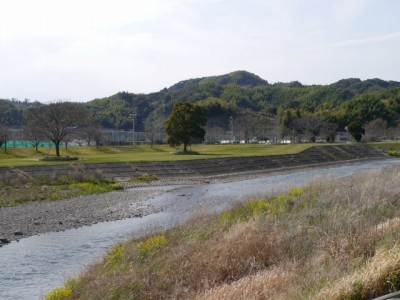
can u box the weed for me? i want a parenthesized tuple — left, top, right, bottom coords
(44, 279, 78, 300)
(44, 287, 72, 300)
(388, 150, 400, 157)
(219, 187, 305, 229)
(111, 183, 124, 190)
(350, 281, 363, 300)
(129, 174, 159, 182)
(386, 271, 400, 292)
(219, 199, 269, 229)
(137, 234, 167, 261)
(0, 175, 123, 207)
(104, 243, 128, 271)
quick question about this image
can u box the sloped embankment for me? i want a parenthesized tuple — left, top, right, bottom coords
(47, 164, 400, 300)
(0, 144, 388, 184)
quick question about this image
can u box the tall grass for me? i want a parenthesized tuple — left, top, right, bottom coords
(47, 166, 400, 300)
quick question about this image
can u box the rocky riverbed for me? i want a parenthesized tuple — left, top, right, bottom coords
(0, 168, 302, 246)
(0, 188, 168, 245)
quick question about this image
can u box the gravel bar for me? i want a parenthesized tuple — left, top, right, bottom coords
(0, 189, 166, 245)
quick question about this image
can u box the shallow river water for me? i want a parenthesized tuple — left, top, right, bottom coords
(1, 159, 399, 300)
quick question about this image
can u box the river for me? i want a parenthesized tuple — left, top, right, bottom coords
(0, 159, 399, 300)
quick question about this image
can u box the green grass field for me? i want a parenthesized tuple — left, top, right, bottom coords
(0, 143, 315, 167)
(1, 142, 398, 167)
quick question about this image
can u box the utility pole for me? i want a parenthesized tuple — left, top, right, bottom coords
(230, 116, 234, 143)
(130, 113, 136, 145)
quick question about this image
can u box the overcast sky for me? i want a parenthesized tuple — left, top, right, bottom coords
(0, 0, 399, 102)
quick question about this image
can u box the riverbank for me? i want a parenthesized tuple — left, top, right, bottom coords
(0, 144, 389, 243)
(2, 159, 400, 300)
(0, 169, 301, 245)
(0, 157, 393, 246)
(0, 144, 387, 183)
(47, 163, 400, 300)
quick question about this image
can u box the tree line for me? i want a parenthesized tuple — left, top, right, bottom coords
(1, 70, 400, 154)
(0, 102, 102, 156)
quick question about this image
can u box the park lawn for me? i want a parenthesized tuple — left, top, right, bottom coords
(0, 143, 315, 167)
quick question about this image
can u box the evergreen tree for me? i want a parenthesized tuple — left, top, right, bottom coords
(165, 103, 206, 152)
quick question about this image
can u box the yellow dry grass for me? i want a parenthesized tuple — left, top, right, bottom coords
(47, 165, 400, 300)
(316, 246, 400, 300)
(198, 263, 296, 300)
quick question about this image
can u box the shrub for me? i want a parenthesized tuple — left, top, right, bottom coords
(174, 150, 200, 155)
(40, 156, 79, 161)
(388, 150, 400, 157)
(129, 174, 159, 182)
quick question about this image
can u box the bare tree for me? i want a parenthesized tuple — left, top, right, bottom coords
(235, 114, 254, 143)
(145, 113, 165, 146)
(294, 115, 326, 142)
(25, 102, 90, 156)
(79, 122, 104, 149)
(234, 112, 278, 143)
(23, 125, 45, 151)
(364, 118, 388, 141)
(204, 117, 227, 143)
(320, 121, 337, 142)
(387, 122, 400, 140)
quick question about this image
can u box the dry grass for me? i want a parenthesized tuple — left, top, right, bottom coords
(49, 165, 400, 300)
(197, 263, 297, 300)
(315, 246, 400, 300)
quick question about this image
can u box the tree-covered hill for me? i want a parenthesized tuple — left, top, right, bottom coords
(0, 99, 42, 126)
(86, 71, 399, 132)
(1, 71, 400, 140)
(167, 70, 268, 92)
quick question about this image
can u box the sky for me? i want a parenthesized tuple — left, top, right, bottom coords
(0, 0, 399, 103)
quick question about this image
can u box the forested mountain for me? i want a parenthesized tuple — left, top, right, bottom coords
(1, 71, 400, 140)
(83, 71, 400, 134)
